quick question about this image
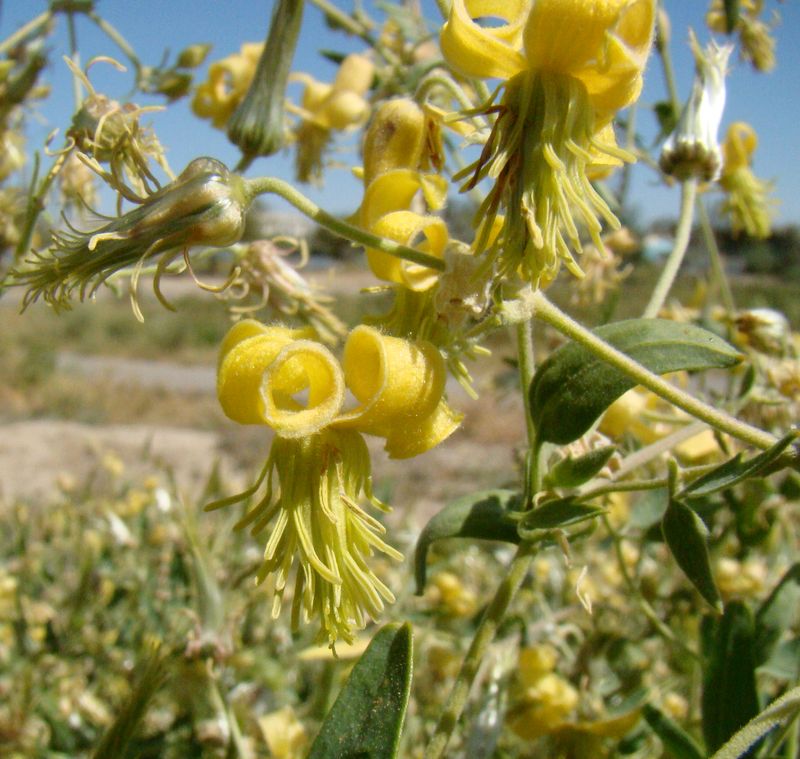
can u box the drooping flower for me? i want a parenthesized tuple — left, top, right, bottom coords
(357, 98, 449, 291)
(707, 0, 778, 72)
(660, 34, 732, 182)
(13, 157, 249, 314)
(192, 42, 263, 129)
(289, 54, 374, 183)
(211, 319, 461, 645)
(718, 121, 775, 239)
(441, 0, 655, 286)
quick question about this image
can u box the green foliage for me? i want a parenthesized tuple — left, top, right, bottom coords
(702, 603, 760, 755)
(414, 490, 521, 594)
(529, 318, 742, 445)
(661, 496, 722, 612)
(642, 704, 705, 759)
(308, 623, 413, 759)
(544, 446, 616, 489)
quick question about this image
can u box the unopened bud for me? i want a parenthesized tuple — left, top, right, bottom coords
(362, 98, 426, 185)
(227, 0, 305, 161)
(660, 34, 732, 182)
(177, 44, 212, 69)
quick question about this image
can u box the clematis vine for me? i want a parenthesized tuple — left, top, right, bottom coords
(289, 53, 375, 183)
(718, 121, 775, 239)
(211, 319, 461, 646)
(441, 0, 655, 286)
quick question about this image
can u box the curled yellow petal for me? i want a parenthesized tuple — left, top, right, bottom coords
(524, 0, 654, 111)
(722, 121, 757, 172)
(336, 326, 460, 456)
(333, 53, 374, 95)
(383, 398, 463, 459)
(260, 340, 345, 437)
(217, 320, 315, 424)
(367, 210, 447, 291)
(440, 0, 528, 80)
(363, 99, 427, 185)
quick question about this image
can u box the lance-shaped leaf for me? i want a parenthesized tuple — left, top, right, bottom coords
(529, 319, 742, 445)
(723, 0, 741, 34)
(702, 603, 760, 755)
(642, 704, 705, 759)
(662, 497, 722, 612)
(545, 446, 616, 489)
(754, 563, 800, 666)
(414, 490, 521, 594)
(518, 497, 605, 538)
(680, 431, 799, 498)
(307, 623, 413, 759)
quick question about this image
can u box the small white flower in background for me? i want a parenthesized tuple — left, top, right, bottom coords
(660, 33, 733, 182)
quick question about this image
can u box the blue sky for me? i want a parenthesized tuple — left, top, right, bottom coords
(3, 0, 798, 226)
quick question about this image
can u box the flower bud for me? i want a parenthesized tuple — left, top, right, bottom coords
(660, 35, 732, 182)
(227, 0, 304, 160)
(14, 157, 250, 309)
(177, 44, 212, 69)
(362, 99, 426, 185)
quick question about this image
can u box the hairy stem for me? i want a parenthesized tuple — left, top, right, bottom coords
(643, 178, 697, 318)
(533, 292, 781, 454)
(243, 176, 446, 272)
(424, 540, 537, 759)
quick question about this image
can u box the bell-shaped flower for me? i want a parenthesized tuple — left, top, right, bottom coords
(289, 54, 374, 183)
(718, 122, 775, 239)
(441, 0, 655, 286)
(192, 42, 263, 129)
(356, 98, 450, 291)
(213, 319, 461, 646)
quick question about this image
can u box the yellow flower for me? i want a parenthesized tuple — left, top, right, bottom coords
(442, 0, 654, 285)
(258, 706, 308, 759)
(356, 99, 449, 291)
(212, 319, 461, 645)
(289, 54, 374, 183)
(719, 122, 775, 239)
(192, 42, 263, 128)
(707, 0, 777, 72)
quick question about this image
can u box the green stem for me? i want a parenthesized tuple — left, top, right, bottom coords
(516, 318, 539, 501)
(603, 514, 701, 661)
(643, 178, 697, 318)
(532, 291, 780, 453)
(0, 10, 51, 57)
(66, 10, 82, 110)
(86, 10, 142, 78)
(656, 6, 680, 112)
(416, 71, 481, 117)
(433, 0, 451, 19)
(243, 176, 445, 272)
(697, 197, 736, 313)
(423, 540, 538, 759)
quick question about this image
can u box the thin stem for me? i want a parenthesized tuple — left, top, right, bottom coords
(423, 540, 537, 759)
(416, 72, 481, 118)
(603, 514, 701, 661)
(433, 0, 451, 20)
(697, 197, 736, 313)
(532, 291, 782, 454)
(516, 319, 539, 501)
(243, 176, 445, 272)
(86, 10, 142, 78)
(643, 178, 698, 318)
(66, 11, 82, 110)
(0, 10, 51, 57)
(656, 6, 681, 112)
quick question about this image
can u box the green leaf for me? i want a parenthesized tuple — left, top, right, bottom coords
(723, 0, 741, 34)
(529, 319, 742, 445)
(709, 685, 800, 759)
(518, 497, 604, 537)
(702, 603, 760, 755)
(545, 446, 617, 488)
(662, 498, 722, 612)
(414, 490, 521, 594)
(307, 623, 413, 759)
(680, 431, 799, 498)
(642, 703, 705, 759)
(754, 563, 800, 666)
